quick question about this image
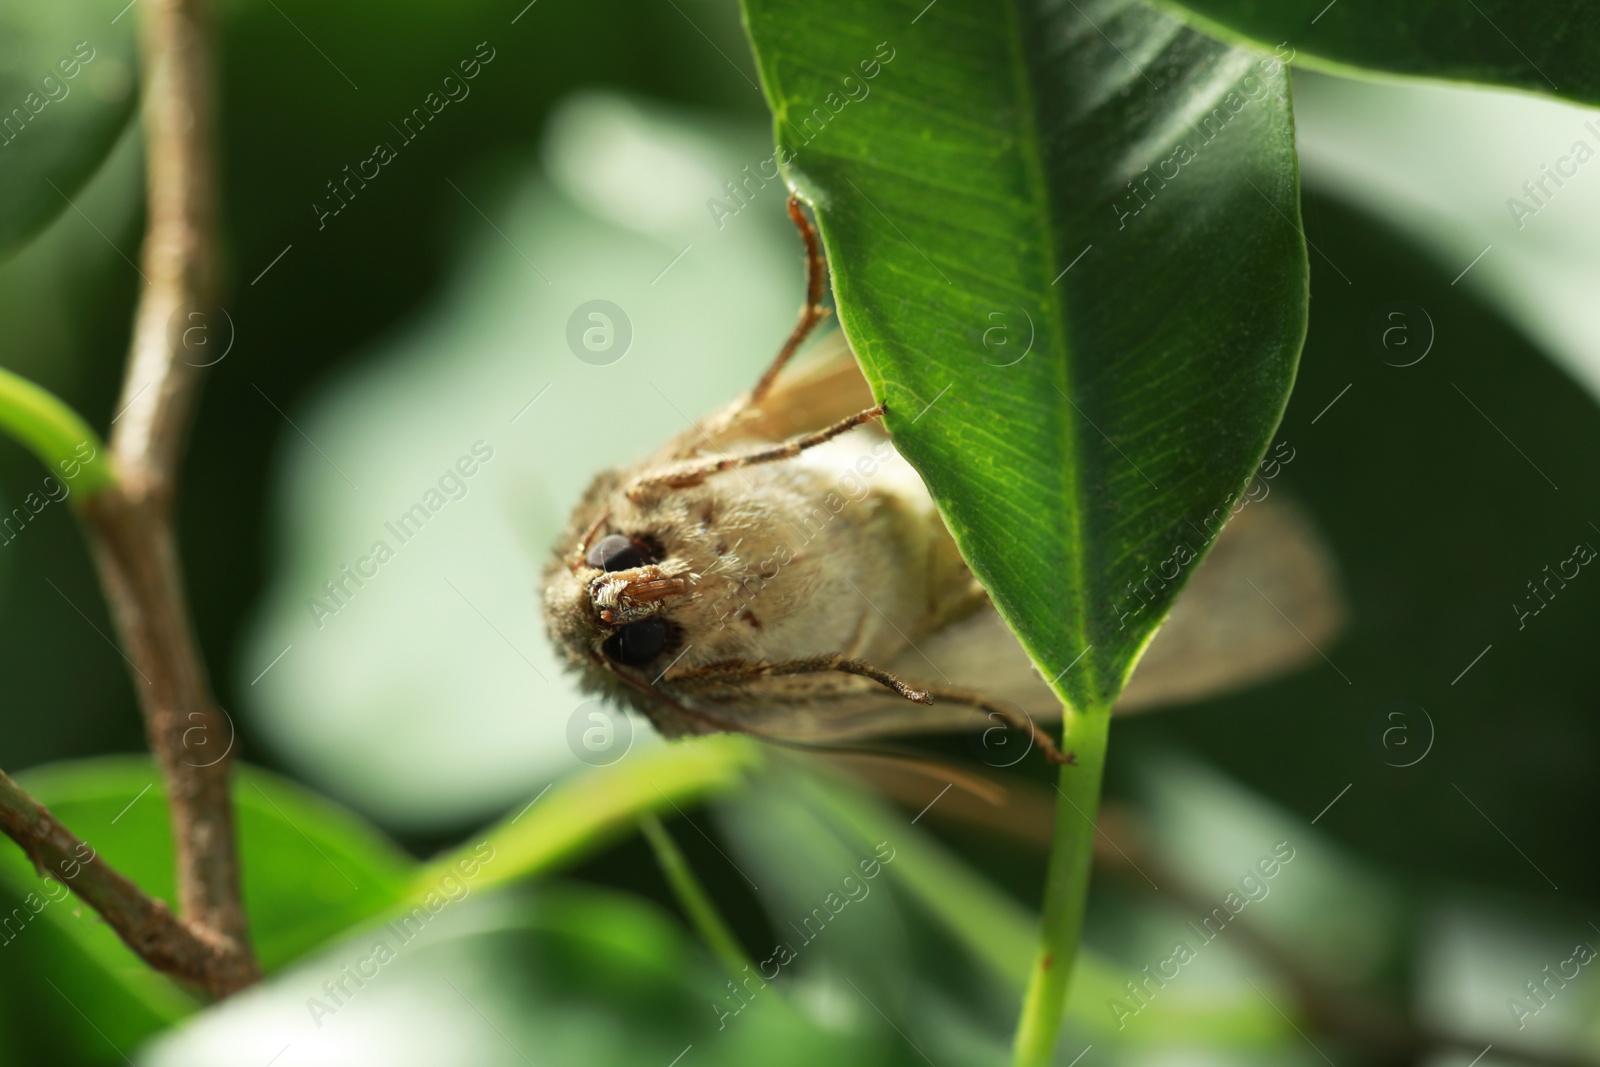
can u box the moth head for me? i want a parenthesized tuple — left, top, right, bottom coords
(542, 515, 688, 678)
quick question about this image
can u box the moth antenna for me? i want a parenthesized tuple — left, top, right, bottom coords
(821, 750, 1010, 808)
(723, 735, 1008, 808)
(917, 685, 1074, 766)
(627, 404, 886, 501)
(749, 195, 831, 407)
(595, 651, 791, 741)
(662, 652, 928, 704)
(603, 652, 1062, 775)
(568, 508, 612, 572)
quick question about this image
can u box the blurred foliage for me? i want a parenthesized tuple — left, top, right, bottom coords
(1165, 0, 1600, 105)
(0, 0, 136, 257)
(1116, 191, 1600, 902)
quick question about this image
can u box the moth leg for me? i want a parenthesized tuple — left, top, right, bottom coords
(667, 653, 931, 704)
(693, 196, 831, 450)
(916, 685, 1073, 765)
(752, 195, 831, 407)
(627, 403, 885, 501)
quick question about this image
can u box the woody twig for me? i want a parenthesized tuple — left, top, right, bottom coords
(0, 771, 250, 994)
(4, 0, 259, 996)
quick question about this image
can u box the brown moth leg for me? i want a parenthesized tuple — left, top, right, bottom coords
(917, 684, 1073, 765)
(627, 403, 886, 501)
(691, 196, 832, 451)
(750, 195, 831, 407)
(666, 652, 931, 704)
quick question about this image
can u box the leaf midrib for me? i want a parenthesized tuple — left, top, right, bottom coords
(1000, 0, 1100, 709)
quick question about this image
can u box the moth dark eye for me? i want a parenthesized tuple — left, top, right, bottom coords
(603, 616, 671, 667)
(586, 533, 659, 572)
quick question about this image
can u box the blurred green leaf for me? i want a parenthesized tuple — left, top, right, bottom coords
(1162, 0, 1600, 105)
(145, 886, 873, 1067)
(1117, 188, 1600, 899)
(741, 0, 1305, 714)
(1135, 753, 1408, 993)
(0, 896, 189, 1066)
(0, 0, 137, 258)
(0, 757, 415, 1061)
(419, 736, 761, 898)
(720, 763, 1295, 1047)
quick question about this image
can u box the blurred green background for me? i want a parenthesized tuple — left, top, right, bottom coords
(0, 0, 1597, 1063)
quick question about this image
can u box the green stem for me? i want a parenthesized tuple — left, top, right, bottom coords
(0, 367, 114, 497)
(1011, 707, 1112, 1067)
(639, 812, 753, 979)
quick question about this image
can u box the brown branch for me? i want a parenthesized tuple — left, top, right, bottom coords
(0, 770, 248, 996)
(70, 0, 258, 992)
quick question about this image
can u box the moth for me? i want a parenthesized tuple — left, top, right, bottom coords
(543, 198, 1341, 763)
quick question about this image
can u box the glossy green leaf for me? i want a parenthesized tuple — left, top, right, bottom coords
(0, 0, 138, 258)
(1160, 0, 1600, 105)
(740, 0, 1306, 715)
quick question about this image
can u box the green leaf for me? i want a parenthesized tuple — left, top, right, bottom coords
(144, 887, 869, 1067)
(0, 756, 414, 1022)
(740, 4, 1306, 1059)
(0, 896, 191, 1065)
(418, 735, 760, 896)
(1159, 0, 1600, 105)
(740, 0, 1306, 715)
(0, 0, 138, 258)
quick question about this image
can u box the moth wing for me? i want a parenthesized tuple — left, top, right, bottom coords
(882, 496, 1344, 727)
(660, 331, 874, 461)
(646, 332, 1343, 742)
(1114, 496, 1344, 711)
(660, 670, 990, 744)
